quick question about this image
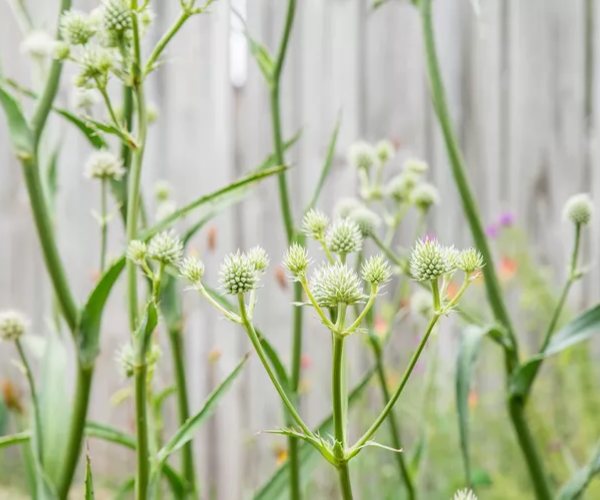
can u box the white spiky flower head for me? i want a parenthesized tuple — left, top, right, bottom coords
(411, 183, 440, 212)
(333, 197, 363, 219)
(284, 244, 310, 278)
(310, 263, 363, 308)
(147, 231, 183, 266)
(348, 141, 378, 171)
(116, 341, 161, 378)
(410, 289, 433, 317)
(0, 310, 28, 341)
(326, 219, 363, 257)
(75, 46, 115, 88)
(127, 240, 147, 265)
(179, 256, 205, 285)
(348, 207, 381, 237)
(457, 248, 484, 274)
(387, 172, 419, 203)
(220, 251, 258, 295)
(375, 139, 395, 164)
(453, 489, 478, 500)
(404, 158, 429, 175)
(361, 255, 392, 286)
(302, 209, 329, 241)
(102, 0, 132, 36)
(60, 10, 97, 45)
(85, 150, 125, 181)
(246, 246, 269, 273)
(20, 30, 56, 58)
(563, 193, 593, 225)
(410, 239, 454, 282)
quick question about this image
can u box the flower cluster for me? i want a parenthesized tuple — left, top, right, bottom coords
(563, 193, 594, 226)
(410, 239, 483, 282)
(85, 150, 125, 181)
(127, 231, 183, 271)
(219, 249, 268, 295)
(0, 310, 28, 341)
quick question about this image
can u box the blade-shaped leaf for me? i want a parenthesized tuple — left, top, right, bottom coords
(55, 109, 107, 149)
(136, 300, 159, 347)
(456, 324, 500, 485)
(84, 453, 95, 500)
(157, 353, 249, 463)
(510, 304, 600, 398)
(0, 430, 30, 448)
(257, 131, 302, 171)
(78, 259, 126, 367)
(254, 368, 374, 500)
(558, 442, 600, 500)
(84, 117, 138, 149)
(0, 83, 34, 159)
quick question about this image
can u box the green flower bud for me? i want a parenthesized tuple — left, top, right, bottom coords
(386, 172, 419, 203)
(0, 310, 28, 341)
(404, 158, 429, 175)
(302, 209, 329, 241)
(410, 239, 453, 282)
(102, 0, 132, 35)
(326, 219, 363, 257)
(457, 248, 484, 274)
(84, 150, 125, 181)
(453, 489, 478, 500)
(127, 240, 147, 265)
(283, 244, 310, 278)
(411, 182, 440, 211)
(361, 255, 391, 286)
(60, 10, 96, 45)
(333, 197, 363, 219)
(348, 141, 377, 170)
(375, 139, 395, 164)
(154, 180, 172, 202)
(310, 263, 363, 308)
(220, 251, 257, 295)
(147, 231, 183, 266)
(53, 41, 71, 60)
(563, 193, 593, 225)
(246, 246, 269, 273)
(179, 256, 205, 285)
(348, 207, 381, 237)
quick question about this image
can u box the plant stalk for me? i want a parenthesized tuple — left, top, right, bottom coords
(337, 462, 354, 500)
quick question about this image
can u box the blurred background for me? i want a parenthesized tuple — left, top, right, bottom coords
(1, 0, 600, 498)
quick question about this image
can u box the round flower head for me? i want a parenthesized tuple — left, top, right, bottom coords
(403, 158, 429, 175)
(361, 255, 392, 286)
(246, 246, 269, 273)
(563, 193, 593, 225)
(457, 248, 484, 274)
(375, 139, 395, 164)
(326, 219, 363, 256)
(76, 46, 114, 88)
(410, 239, 453, 282)
(348, 207, 381, 237)
(220, 251, 257, 295)
(102, 0, 132, 37)
(0, 310, 28, 341)
(284, 244, 310, 278)
(85, 150, 125, 181)
(333, 197, 363, 219)
(116, 342, 161, 378)
(310, 263, 363, 308)
(411, 183, 440, 212)
(127, 240, 147, 265)
(20, 30, 55, 58)
(60, 10, 96, 45)
(53, 42, 71, 61)
(147, 231, 183, 266)
(179, 256, 205, 285)
(348, 141, 377, 171)
(453, 489, 478, 500)
(410, 290, 433, 317)
(302, 209, 329, 241)
(386, 172, 419, 203)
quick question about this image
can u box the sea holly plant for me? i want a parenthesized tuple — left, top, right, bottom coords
(180, 213, 483, 498)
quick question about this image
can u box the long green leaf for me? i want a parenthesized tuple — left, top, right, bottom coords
(456, 325, 499, 485)
(558, 443, 600, 500)
(257, 131, 302, 171)
(510, 304, 600, 398)
(0, 431, 30, 448)
(254, 368, 375, 500)
(84, 453, 95, 500)
(157, 353, 249, 463)
(55, 109, 107, 149)
(78, 259, 126, 367)
(0, 83, 34, 159)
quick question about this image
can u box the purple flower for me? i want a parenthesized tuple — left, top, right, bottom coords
(486, 223, 499, 239)
(499, 212, 515, 227)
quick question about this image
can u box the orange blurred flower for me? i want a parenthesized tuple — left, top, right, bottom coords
(499, 256, 518, 281)
(1, 379, 23, 414)
(207, 225, 218, 252)
(275, 266, 288, 290)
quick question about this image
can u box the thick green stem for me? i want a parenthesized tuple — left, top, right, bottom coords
(168, 328, 197, 497)
(332, 334, 347, 447)
(57, 365, 94, 499)
(134, 356, 150, 500)
(337, 462, 354, 500)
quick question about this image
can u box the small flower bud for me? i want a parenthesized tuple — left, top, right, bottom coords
(386, 172, 419, 203)
(84, 150, 125, 181)
(411, 183, 440, 211)
(361, 255, 392, 286)
(147, 231, 183, 266)
(410, 239, 453, 282)
(0, 311, 28, 341)
(326, 219, 363, 256)
(375, 139, 395, 164)
(457, 248, 484, 274)
(179, 256, 205, 285)
(333, 197, 363, 219)
(403, 158, 429, 175)
(348, 207, 381, 237)
(348, 141, 377, 170)
(453, 489, 478, 500)
(302, 209, 329, 241)
(283, 244, 310, 278)
(246, 246, 269, 273)
(127, 240, 147, 265)
(220, 251, 257, 295)
(310, 263, 363, 308)
(53, 41, 71, 60)
(563, 193, 593, 225)
(154, 180, 172, 202)
(60, 10, 97, 45)
(20, 31, 56, 59)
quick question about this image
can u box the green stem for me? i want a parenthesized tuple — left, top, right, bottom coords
(167, 327, 197, 498)
(370, 232, 404, 268)
(100, 179, 108, 272)
(332, 334, 347, 448)
(144, 10, 192, 76)
(134, 355, 150, 500)
(336, 462, 354, 500)
(57, 365, 94, 499)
